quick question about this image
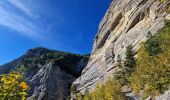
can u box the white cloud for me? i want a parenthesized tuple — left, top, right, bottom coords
(0, 0, 46, 40)
(7, 0, 32, 16)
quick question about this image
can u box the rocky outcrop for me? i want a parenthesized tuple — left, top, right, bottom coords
(0, 47, 89, 100)
(27, 61, 75, 100)
(155, 90, 170, 100)
(73, 0, 170, 95)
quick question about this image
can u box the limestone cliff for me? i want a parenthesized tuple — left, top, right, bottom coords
(73, 0, 170, 95)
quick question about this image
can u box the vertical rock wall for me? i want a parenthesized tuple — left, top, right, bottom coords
(73, 0, 170, 94)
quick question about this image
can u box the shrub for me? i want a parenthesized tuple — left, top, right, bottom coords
(0, 72, 29, 100)
(145, 35, 162, 56)
(82, 79, 124, 100)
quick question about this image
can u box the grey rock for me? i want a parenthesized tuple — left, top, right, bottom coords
(73, 1, 169, 99)
(155, 90, 170, 100)
(0, 47, 89, 100)
(28, 61, 75, 100)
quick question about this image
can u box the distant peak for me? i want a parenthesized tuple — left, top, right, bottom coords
(30, 47, 49, 50)
(26, 47, 51, 57)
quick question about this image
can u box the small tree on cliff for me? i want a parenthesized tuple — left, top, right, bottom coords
(116, 55, 122, 68)
(114, 45, 136, 85)
(70, 85, 78, 98)
(124, 45, 136, 76)
(115, 55, 127, 85)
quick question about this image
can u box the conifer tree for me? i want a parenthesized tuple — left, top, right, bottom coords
(124, 45, 136, 76)
(70, 85, 78, 98)
(115, 55, 128, 85)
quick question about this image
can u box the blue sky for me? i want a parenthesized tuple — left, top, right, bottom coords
(0, 0, 111, 65)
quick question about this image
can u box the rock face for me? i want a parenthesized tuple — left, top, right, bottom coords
(73, 0, 170, 95)
(155, 90, 170, 100)
(0, 47, 89, 100)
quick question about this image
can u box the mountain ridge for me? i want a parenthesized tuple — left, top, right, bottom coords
(0, 47, 89, 100)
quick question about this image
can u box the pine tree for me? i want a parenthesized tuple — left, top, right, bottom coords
(115, 55, 127, 85)
(124, 45, 136, 76)
(70, 85, 78, 98)
(116, 55, 122, 68)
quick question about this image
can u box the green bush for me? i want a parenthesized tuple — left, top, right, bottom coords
(0, 72, 29, 100)
(129, 21, 170, 99)
(145, 34, 162, 56)
(82, 79, 124, 100)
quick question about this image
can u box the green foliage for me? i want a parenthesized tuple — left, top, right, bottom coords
(145, 34, 162, 56)
(14, 65, 26, 73)
(114, 45, 136, 86)
(75, 93, 84, 100)
(114, 55, 127, 85)
(129, 21, 170, 99)
(82, 89, 91, 100)
(82, 79, 124, 100)
(70, 85, 78, 97)
(70, 85, 77, 93)
(0, 72, 29, 100)
(124, 45, 136, 76)
(116, 55, 122, 68)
